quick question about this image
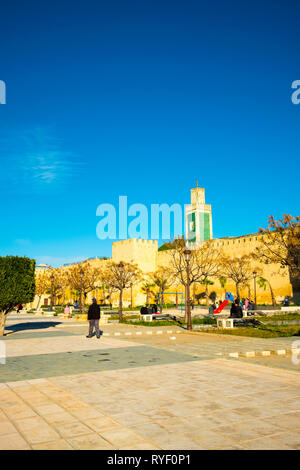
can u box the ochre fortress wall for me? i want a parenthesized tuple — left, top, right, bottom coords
(34, 232, 293, 308)
(33, 183, 294, 307)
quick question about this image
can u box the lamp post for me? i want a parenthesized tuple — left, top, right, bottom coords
(253, 271, 257, 309)
(50, 271, 54, 311)
(184, 249, 192, 331)
(130, 282, 133, 309)
(118, 262, 124, 319)
(79, 268, 84, 314)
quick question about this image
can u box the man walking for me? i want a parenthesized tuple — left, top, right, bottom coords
(86, 298, 101, 338)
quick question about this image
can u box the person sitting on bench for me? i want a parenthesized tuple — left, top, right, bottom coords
(230, 301, 243, 318)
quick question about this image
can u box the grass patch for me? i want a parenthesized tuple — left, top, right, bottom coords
(120, 319, 180, 327)
(256, 313, 300, 322)
(192, 316, 217, 325)
(198, 324, 300, 338)
(109, 314, 139, 320)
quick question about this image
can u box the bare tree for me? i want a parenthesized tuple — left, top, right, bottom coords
(67, 262, 101, 314)
(167, 238, 220, 320)
(255, 215, 300, 301)
(105, 261, 141, 320)
(255, 215, 300, 278)
(44, 268, 68, 309)
(168, 239, 220, 284)
(35, 270, 50, 310)
(221, 255, 260, 299)
(100, 268, 118, 307)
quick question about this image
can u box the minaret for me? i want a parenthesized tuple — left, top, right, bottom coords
(185, 182, 213, 245)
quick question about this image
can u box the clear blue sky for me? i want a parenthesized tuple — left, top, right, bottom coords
(0, 0, 299, 267)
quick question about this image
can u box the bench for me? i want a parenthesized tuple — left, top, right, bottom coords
(141, 313, 177, 322)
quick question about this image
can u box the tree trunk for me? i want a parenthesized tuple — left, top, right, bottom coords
(236, 283, 240, 299)
(0, 311, 7, 337)
(205, 286, 209, 306)
(184, 285, 188, 322)
(268, 282, 277, 307)
(37, 295, 42, 311)
(146, 289, 149, 306)
(248, 285, 251, 300)
(119, 289, 123, 321)
(160, 291, 164, 313)
(79, 290, 83, 314)
(175, 292, 178, 308)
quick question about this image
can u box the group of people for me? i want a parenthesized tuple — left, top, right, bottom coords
(209, 297, 256, 318)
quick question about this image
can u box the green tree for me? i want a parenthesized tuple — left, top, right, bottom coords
(200, 279, 214, 306)
(0, 256, 36, 336)
(151, 267, 174, 313)
(257, 276, 277, 307)
(141, 281, 155, 306)
(218, 276, 227, 295)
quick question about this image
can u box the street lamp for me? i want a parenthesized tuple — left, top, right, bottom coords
(118, 262, 125, 319)
(183, 249, 192, 330)
(79, 268, 84, 314)
(50, 271, 55, 311)
(253, 271, 257, 308)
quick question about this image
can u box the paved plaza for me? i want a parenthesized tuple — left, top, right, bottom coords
(0, 314, 299, 450)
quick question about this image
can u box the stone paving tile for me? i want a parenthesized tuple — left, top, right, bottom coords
(52, 421, 94, 439)
(13, 416, 61, 444)
(242, 436, 292, 450)
(68, 407, 105, 420)
(0, 419, 19, 436)
(122, 441, 161, 450)
(99, 428, 148, 449)
(42, 411, 78, 427)
(32, 403, 66, 416)
(263, 411, 300, 430)
(66, 433, 115, 450)
(212, 420, 284, 442)
(31, 439, 74, 450)
(84, 416, 124, 433)
(267, 431, 300, 450)
(3, 404, 37, 421)
(0, 432, 31, 450)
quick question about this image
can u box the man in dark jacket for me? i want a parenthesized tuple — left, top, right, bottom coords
(87, 298, 101, 338)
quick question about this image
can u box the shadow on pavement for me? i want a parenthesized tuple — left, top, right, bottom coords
(4, 321, 62, 336)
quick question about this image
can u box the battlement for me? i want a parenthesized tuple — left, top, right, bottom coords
(112, 238, 158, 271)
(112, 238, 158, 247)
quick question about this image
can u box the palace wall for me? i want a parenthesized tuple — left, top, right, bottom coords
(32, 233, 293, 309)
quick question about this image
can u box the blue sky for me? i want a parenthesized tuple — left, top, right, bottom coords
(0, 0, 299, 267)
